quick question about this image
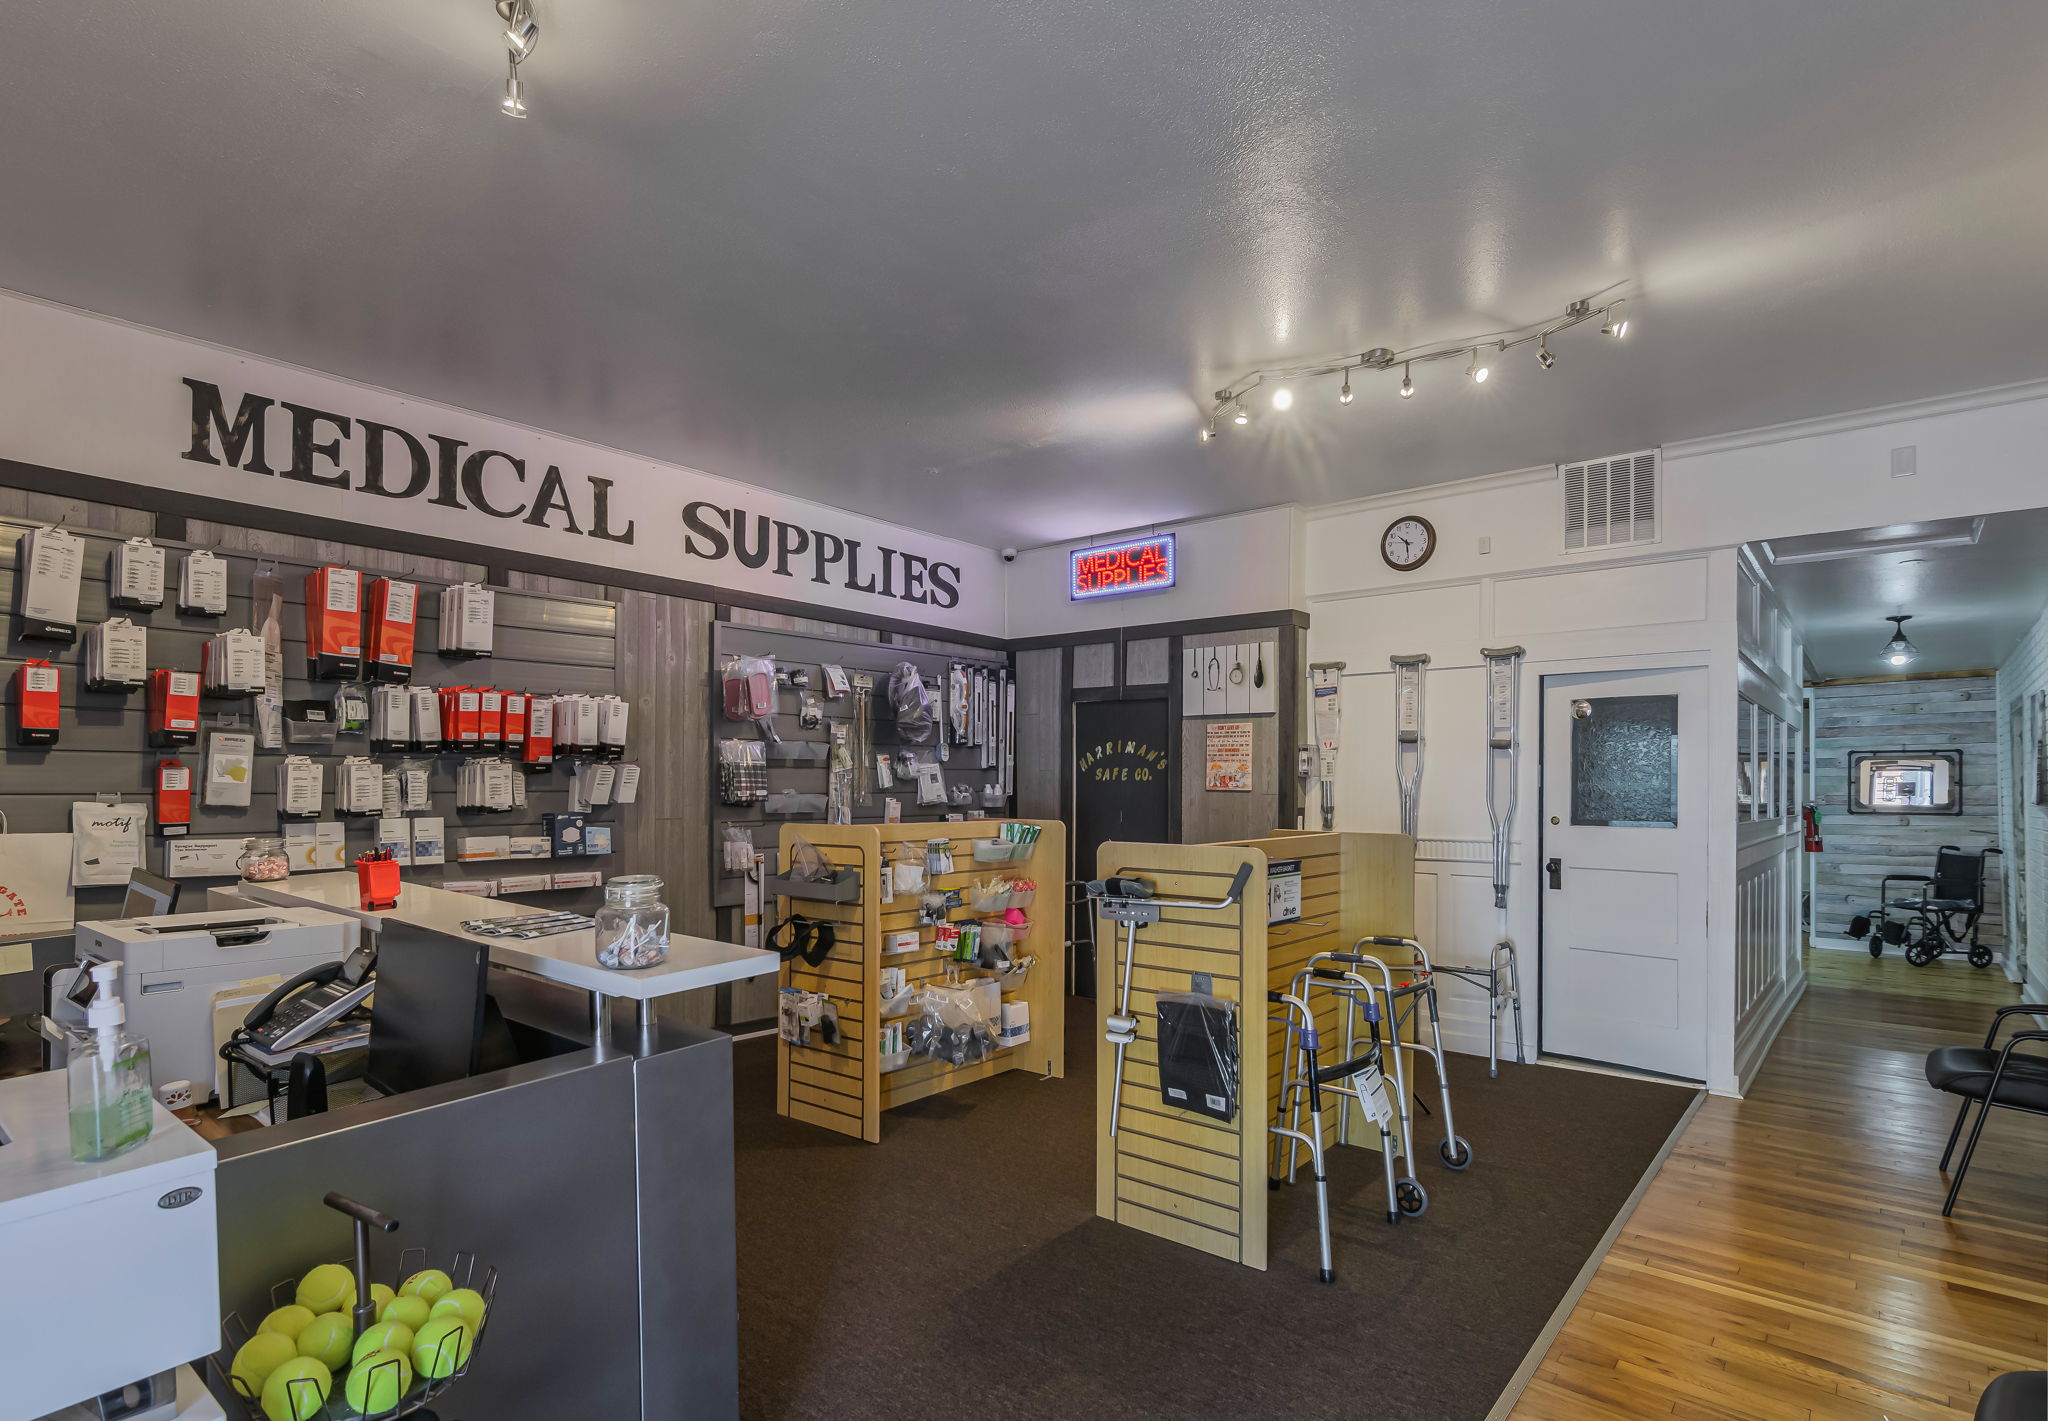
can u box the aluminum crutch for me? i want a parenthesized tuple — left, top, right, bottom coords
(1390, 653, 1429, 840)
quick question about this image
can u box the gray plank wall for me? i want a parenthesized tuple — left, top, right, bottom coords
(3, 506, 622, 922)
(1810, 675, 2004, 945)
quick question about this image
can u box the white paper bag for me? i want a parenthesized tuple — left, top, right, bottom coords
(0, 833, 78, 935)
(70, 803, 147, 887)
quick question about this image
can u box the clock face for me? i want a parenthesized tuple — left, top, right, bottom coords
(1381, 516, 1437, 571)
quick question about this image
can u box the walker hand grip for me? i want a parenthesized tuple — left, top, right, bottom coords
(1324, 953, 1369, 964)
(1363, 936, 1415, 947)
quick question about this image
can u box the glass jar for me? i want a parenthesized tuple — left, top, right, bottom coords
(595, 875, 669, 969)
(237, 836, 291, 882)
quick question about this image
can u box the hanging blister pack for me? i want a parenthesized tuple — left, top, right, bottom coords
(154, 759, 192, 837)
(521, 694, 554, 771)
(718, 739, 767, 805)
(200, 628, 266, 697)
(204, 731, 256, 808)
(147, 669, 201, 748)
(478, 687, 505, 750)
(83, 618, 148, 693)
(722, 655, 779, 742)
(890, 662, 935, 743)
(370, 685, 411, 751)
(400, 762, 432, 812)
(439, 582, 495, 657)
(109, 537, 166, 611)
(332, 682, 371, 736)
(304, 565, 364, 680)
(14, 660, 61, 746)
(336, 756, 384, 817)
(277, 756, 323, 819)
(612, 763, 641, 804)
(597, 694, 630, 759)
(410, 684, 443, 752)
(177, 549, 229, 616)
(14, 525, 83, 643)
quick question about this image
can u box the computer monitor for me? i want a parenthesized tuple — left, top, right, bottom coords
(365, 921, 491, 1097)
(121, 869, 181, 918)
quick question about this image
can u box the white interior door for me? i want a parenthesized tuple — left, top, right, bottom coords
(1540, 667, 1708, 1079)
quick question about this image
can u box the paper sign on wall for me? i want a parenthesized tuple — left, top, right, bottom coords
(1204, 720, 1254, 792)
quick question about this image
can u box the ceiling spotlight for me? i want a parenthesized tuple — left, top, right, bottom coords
(500, 60, 528, 117)
(1467, 348, 1489, 384)
(1399, 363, 1414, 399)
(1338, 370, 1354, 405)
(1271, 387, 1294, 411)
(1536, 338, 1555, 370)
(1602, 303, 1629, 338)
(1232, 403, 1250, 426)
(1880, 614, 1918, 667)
(1198, 422, 1214, 443)
(503, 2, 540, 59)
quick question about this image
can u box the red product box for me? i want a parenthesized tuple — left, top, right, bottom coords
(14, 659, 61, 747)
(148, 669, 201, 748)
(504, 692, 528, 747)
(155, 759, 192, 837)
(478, 688, 504, 748)
(521, 695, 554, 771)
(440, 686, 482, 749)
(305, 566, 364, 681)
(366, 578, 418, 684)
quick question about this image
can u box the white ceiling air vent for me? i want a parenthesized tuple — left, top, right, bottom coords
(1562, 448, 1659, 552)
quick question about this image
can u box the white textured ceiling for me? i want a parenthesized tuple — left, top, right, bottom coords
(2, 1, 2045, 547)
(1759, 508, 2048, 679)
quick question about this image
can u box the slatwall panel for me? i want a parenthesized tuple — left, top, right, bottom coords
(776, 821, 1065, 1143)
(1094, 841, 1269, 1270)
(709, 621, 1009, 918)
(3, 514, 620, 918)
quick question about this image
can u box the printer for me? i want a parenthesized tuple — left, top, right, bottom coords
(50, 908, 360, 1097)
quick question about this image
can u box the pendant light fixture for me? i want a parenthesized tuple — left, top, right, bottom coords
(1399, 362, 1414, 399)
(1880, 615, 1918, 667)
(495, 0, 538, 118)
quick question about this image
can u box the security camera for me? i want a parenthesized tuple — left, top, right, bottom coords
(1000, 547, 1018, 563)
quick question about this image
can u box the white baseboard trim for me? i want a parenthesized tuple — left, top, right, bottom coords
(1484, 1087, 1708, 1421)
(1732, 974, 1806, 1095)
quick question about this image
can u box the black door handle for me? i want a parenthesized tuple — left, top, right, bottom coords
(1546, 857, 1562, 889)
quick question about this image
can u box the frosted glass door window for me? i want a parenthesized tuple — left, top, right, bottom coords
(1572, 694, 1680, 828)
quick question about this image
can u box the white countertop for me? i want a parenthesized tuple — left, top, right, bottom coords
(0, 1070, 213, 1225)
(238, 873, 778, 1001)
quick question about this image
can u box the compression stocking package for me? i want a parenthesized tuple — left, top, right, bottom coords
(1154, 991, 1241, 1123)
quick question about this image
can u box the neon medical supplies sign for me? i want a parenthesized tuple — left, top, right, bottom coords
(1070, 534, 1176, 600)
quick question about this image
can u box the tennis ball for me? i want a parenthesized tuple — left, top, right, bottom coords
(295, 1310, 354, 1371)
(257, 1305, 317, 1341)
(428, 1287, 487, 1330)
(343, 1348, 414, 1414)
(398, 1268, 453, 1304)
(368, 1282, 396, 1315)
(352, 1319, 415, 1365)
(411, 1316, 474, 1380)
(380, 1295, 431, 1332)
(229, 1332, 300, 1397)
(296, 1262, 355, 1314)
(259, 1356, 331, 1421)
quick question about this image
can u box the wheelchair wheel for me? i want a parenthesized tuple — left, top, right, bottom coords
(1968, 945, 1994, 969)
(1867, 938, 1883, 958)
(1439, 1135, 1473, 1171)
(1395, 1177, 1428, 1217)
(1904, 939, 1936, 967)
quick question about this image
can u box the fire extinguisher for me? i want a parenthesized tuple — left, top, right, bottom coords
(1803, 804, 1824, 853)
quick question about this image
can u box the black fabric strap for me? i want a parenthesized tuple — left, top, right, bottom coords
(769, 915, 838, 968)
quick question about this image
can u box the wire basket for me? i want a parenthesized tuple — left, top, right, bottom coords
(212, 1236, 498, 1421)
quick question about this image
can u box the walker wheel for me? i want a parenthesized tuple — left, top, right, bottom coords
(1439, 1136, 1473, 1171)
(1968, 946, 1993, 969)
(1396, 1177, 1428, 1216)
(1904, 940, 1935, 967)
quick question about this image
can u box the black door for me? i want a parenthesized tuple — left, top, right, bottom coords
(1071, 698, 1173, 996)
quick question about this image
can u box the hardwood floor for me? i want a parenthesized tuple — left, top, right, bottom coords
(1511, 948, 2046, 1420)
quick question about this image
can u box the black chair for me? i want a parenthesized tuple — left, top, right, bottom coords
(1974, 1371, 2045, 1421)
(1847, 844, 2002, 968)
(1924, 1003, 2047, 1217)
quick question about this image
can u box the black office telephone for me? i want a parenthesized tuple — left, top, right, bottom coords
(242, 943, 377, 1054)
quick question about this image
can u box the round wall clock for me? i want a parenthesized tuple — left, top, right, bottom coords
(1381, 515, 1437, 571)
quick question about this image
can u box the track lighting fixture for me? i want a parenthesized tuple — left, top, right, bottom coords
(495, 0, 538, 118)
(1880, 615, 1918, 667)
(1197, 290, 1630, 440)
(1198, 423, 1214, 443)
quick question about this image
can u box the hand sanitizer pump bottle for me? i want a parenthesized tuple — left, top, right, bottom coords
(69, 960, 154, 1162)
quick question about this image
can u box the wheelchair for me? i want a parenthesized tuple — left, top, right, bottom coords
(1846, 844, 2003, 969)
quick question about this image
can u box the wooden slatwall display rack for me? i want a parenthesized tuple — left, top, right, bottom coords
(1094, 840, 1271, 1270)
(708, 621, 1010, 932)
(775, 819, 1065, 1143)
(1093, 832, 1414, 1271)
(0, 515, 622, 916)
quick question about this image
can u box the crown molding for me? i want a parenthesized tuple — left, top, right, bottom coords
(1663, 377, 2048, 462)
(1304, 463, 1557, 522)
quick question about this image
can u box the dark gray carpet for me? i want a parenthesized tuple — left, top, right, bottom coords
(735, 999, 1695, 1421)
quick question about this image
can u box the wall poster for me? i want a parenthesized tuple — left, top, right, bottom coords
(1204, 720, 1253, 792)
